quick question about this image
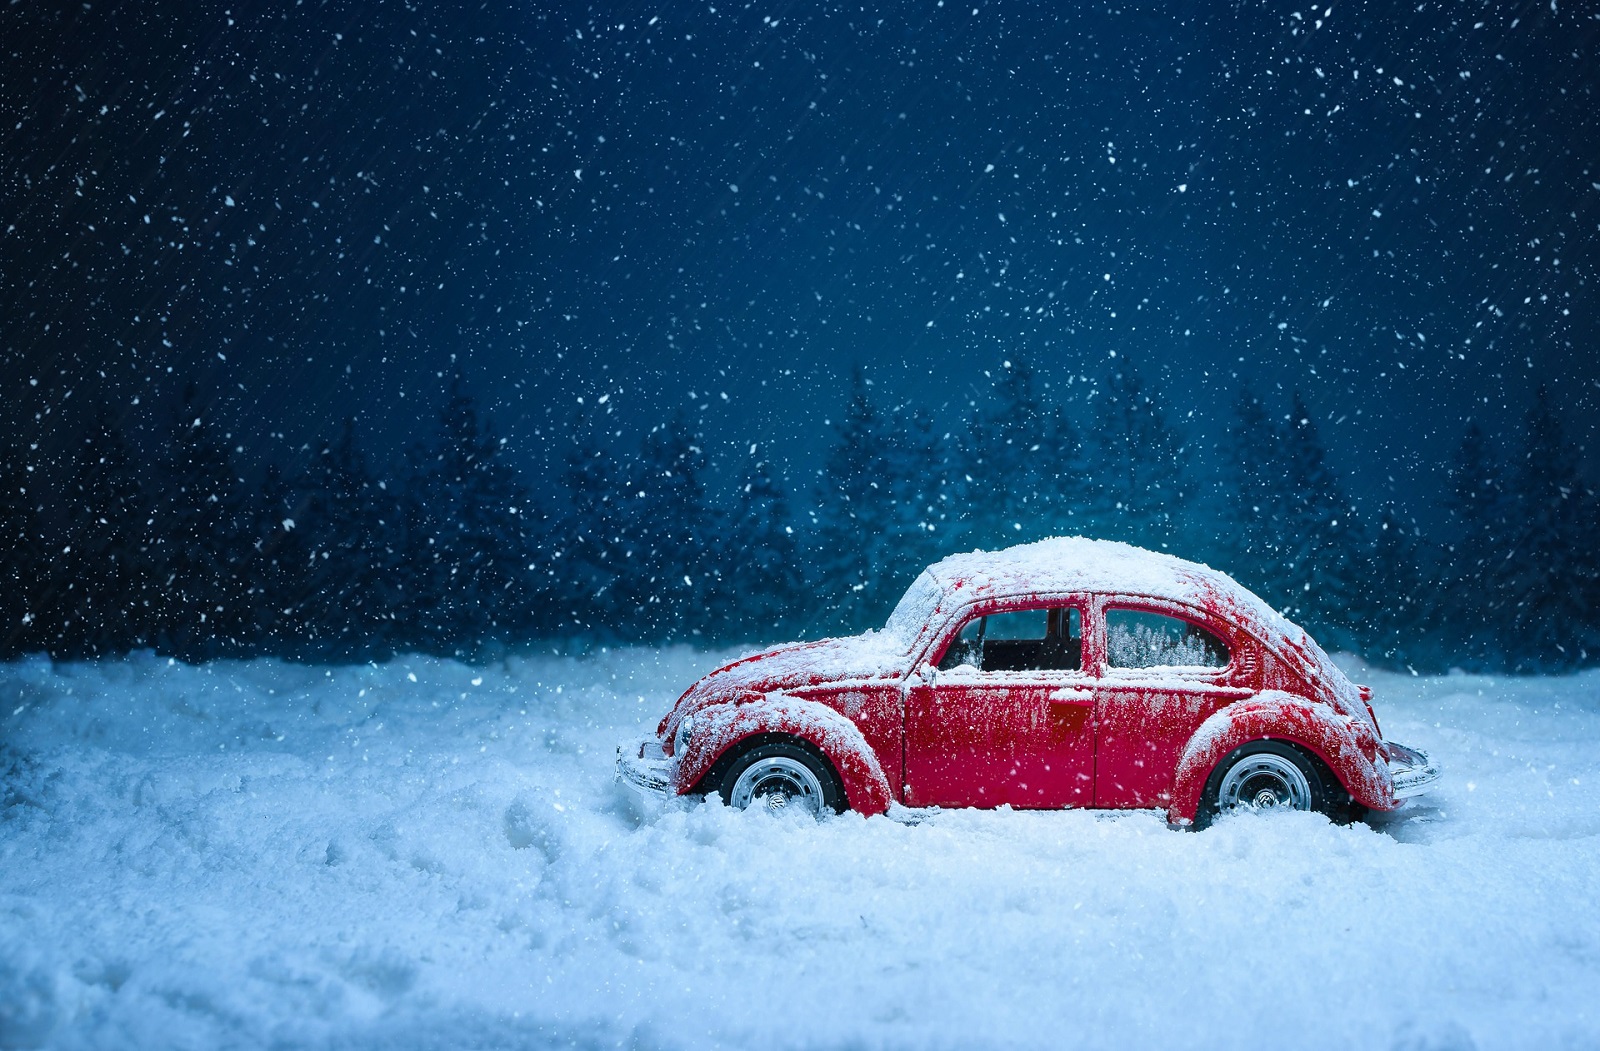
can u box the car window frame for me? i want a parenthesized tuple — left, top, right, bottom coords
(1091, 596, 1239, 682)
(922, 594, 1090, 679)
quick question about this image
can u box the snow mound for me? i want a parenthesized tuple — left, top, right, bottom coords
(3, 649, 1599, 1049)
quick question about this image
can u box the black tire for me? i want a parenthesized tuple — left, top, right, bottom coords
(1193, 740, 1363, 829)
(715, 737, 847, 817)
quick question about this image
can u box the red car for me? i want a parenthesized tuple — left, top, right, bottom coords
(618, 538, 1439, 826)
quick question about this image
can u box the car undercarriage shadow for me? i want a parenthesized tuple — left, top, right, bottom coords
(1363, 798, 1450, 842)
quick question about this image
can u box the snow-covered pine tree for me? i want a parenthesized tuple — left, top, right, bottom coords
(1213, 385, 1287, 588)
(1498, 387, 1598, 670)
(721, 445, 803, 640)
(961, 358, 1081, 548)
(837, 399, 957, 635)
(1359, 503, 1430, 670)
(887, 405, 957, 572)
(233, 461, 312, 655)
(1439, 419, 1512, 668)
(293, 419, 405, 660)
(621, 412, 716, 640)
(55, 412, 154, 657)
(403, 377, 538, 655)
(1274, 391, 1364, 650)
(810, 368, 908, 634)
(513, 499, 568, 639)
(1084, 359, 1189, 551)
(0, 427, 44, 658)
(149, 383, 246, 660)
(557, 409, 626, 637)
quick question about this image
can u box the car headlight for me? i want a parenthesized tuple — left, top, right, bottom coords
(674, 714, 695, 756)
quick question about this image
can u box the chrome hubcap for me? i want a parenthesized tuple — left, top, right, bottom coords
(1218, 753, 1312, 812)
(729, 756, 825, 816)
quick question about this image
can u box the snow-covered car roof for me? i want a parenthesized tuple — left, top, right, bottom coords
(886, 537, 1348, 696)
(923, 537, 1270, 621)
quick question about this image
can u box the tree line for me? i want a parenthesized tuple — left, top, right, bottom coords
(2, 364, 1596, 672)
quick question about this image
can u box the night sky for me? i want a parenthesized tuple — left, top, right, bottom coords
(5, 0, 1598, 517)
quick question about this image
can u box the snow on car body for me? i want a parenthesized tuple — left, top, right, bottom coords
(618, 537, 1440, 825)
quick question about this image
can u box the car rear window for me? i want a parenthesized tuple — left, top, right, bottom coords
(1106, 608, 1228, 670)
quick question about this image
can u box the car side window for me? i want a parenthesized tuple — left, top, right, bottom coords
(1105, 608, 1228, 670)
(938, 607, 1082, 673)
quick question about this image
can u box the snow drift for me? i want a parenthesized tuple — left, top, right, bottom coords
(2, 648, 1598, 1049)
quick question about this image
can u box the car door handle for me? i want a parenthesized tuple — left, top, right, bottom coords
(1048, 688, 1094, 706)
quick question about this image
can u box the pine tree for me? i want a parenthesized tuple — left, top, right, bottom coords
(961, 358, 1081, 548)
(812, 369, 934, 630)
(56, 413, 153, 657)
(148, 383, 245, 660)
(720, 446, 803, 640)
(235, 461, 313, 655)
(291, 420, 404, 659)
(1214, 389, 1365, 647)
(887, 406, 957, 572)
(810, 369, 886, 629)
(1273, 392, 1364, 649)
(0, 430, 44, 657)
(557, 411, 624, 637)
(404, 377, 538, 655)
(1214, 385, 1288, 587)
(517, 500, 569, 638)
(1498, 387, 1598, 669)
(621, 412, 716, 640)
(1085, 359, 1189, 550)
(1359, 504, 1429, 670)
(1438, 420, 1511, 668)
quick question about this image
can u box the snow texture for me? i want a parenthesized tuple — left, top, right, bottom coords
(3, 648, 1599, 1049)
(692, 630, 917, 692)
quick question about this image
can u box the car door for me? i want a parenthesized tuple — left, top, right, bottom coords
(903, 603, 1095, 809)
(1089, 600, 1256, 808)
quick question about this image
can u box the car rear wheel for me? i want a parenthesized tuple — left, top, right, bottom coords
(1196, 740, 1360, 828)
(721, 739, 845, 818)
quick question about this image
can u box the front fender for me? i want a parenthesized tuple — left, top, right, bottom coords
(1168, 690, 1394, 825)
(675, 694, 893, 816)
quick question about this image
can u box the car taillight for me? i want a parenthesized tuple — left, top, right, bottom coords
(1355, 684, 1382, 737)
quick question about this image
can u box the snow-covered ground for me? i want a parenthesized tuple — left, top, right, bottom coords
(3, 647, 1599, 1050)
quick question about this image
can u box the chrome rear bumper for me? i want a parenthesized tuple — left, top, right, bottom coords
(1384, 741, 1442, 799)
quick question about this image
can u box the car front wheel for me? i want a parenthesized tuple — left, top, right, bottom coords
(720, 739, 846, 818)
(1196, 740, 1359, 827)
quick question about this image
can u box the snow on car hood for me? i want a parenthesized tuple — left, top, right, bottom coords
(663, 630, 913, 732)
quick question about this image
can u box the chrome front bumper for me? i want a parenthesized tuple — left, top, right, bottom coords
(616, 736, 675, 797)
(1384, 741, 1442, 799)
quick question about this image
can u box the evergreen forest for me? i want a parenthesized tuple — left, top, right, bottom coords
(3, 362, 1595, 674)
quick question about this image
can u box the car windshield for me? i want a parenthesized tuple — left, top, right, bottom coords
(881, 570, 943, 653)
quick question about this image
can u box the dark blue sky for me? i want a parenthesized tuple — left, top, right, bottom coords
(4, 0, 1597, 518)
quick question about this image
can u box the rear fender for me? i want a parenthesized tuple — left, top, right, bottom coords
(1168, 690, 1393, 825)
(676, 694, 893, 816)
